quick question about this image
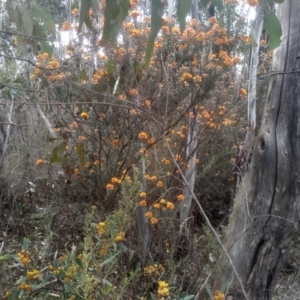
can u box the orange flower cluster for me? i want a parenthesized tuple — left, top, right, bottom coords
(71, 8, 79, 16)
(30, 53, 64, 81)
(62, 21, 71, 31)
(219, 50, 240, 67)
(245, 0, 259, 6)
(93, 69, 108, 84)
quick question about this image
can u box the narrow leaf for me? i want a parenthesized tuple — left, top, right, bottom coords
(102, 0, 130, 43)
(0, 253, 15, 260)
(6, 0, 16, 23)
(264, 11, 282, 50)
(80, 69, 88, 81)
(31, 3, 56, 35)
(213, 0, 223, 10)
(50, 142, 67, 165)
(220, 281, 230, 292)
(91, 0, 99, 22)
(100, 253, 119, 267)
(40, 41, 53, 57)
(177, 0, 192, 33)
(145, 0, 164, 66)
(102, 0, 118, 43)
(32, 22, 47, 38)
(17, 4, 33, 36)
(200, 0, 210, 5)
(79, 0, 92, 33)
(23, 237, 30, 251)
(180, 296, 195, 300)
(75, 257, 84, 269)
(75, 143, 85, 167)
(205, 282, 213, 297)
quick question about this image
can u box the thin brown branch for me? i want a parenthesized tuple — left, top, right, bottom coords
(0, 29, 48, 41)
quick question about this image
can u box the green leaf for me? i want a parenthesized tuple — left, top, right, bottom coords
(50, 142, 67, 165)
(79, 0, 92, 32)
(220, 281, 230, 292)
(31, 3, 56, 35)
(200, 0, 210, 5)
(102, 278, 113, 286)
(23, 237, 30, 251)
(16, 276, 28, 285)
(40, 41, 53, 57)
(17, 3, 33, 36)
(100, 253, 119, 267)
(0, 253, 16, 260)
(264, 11, 282, 50)
(213, 0, 223, 10)
(117, 0, 131, 24)
(102, 0, 130, 43)
(145, 36, 156, 67)
(177, 0, 192, 33)
(102, 0, 118, 43)
(145, 0, 164, 66)
(205, 282, 213, 297)
(80, 69, 88, 81)
(91, 0, 99, 22)
(0, 88, 12, 100)
(6, 0, 16, 24)
(75, 143, 85, 167)
(272, 0, 284, 3)
(179, 296, 195, 300)
(75, 257, 84, 269)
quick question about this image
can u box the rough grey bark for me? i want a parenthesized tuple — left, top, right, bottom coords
(213, 1, 300, 299)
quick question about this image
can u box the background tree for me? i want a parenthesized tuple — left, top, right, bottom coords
(213, 0, 300, 299)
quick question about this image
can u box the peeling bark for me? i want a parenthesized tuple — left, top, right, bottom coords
(213, 1, 300, 299)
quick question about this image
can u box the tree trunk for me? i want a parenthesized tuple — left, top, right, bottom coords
(213, 1, 300, 299)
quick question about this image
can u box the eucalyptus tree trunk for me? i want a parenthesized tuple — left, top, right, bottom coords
(213, 1, 300, 299)
(241, 0, 264, 164)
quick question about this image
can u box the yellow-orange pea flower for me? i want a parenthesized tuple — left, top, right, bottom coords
(111, 177, 121, 184)
(153, 203, 160, 209)
(80, 112, 89, 119)
(162, 158, 171, 165)
(139, 200, 147, 206)
(239, 88, 247, 97)
(138, 132, 148, 140)
(145, 211, 153, 219)
(175, 154, 182, 161)
(150, 217, 159, 225)
(115, 231, 125, 242)
(156, 181, 163, 187)
(159, 199, 167, 205)
(166, 202, 175, 210)
(106, 183, 114, 190)
(36, 159, 44, 166)
(213, 290, 225, 300)
(177, 194, 185, 201)
(140, 192, 147, 198)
